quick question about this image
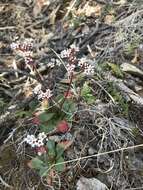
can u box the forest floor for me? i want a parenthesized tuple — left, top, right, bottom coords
(0, 0, 143, 190)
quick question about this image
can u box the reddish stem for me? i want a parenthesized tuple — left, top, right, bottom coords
(60, 72, 74, 110)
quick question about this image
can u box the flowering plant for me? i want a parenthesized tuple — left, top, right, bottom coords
(10, 40, 95, 183)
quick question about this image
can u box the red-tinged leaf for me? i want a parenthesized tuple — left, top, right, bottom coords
(32, 117, 40, 125)
(39, 112, 55, 122)
(64, 91, 73, 99)
(56, 120, 70, 133)
(35, 146, 47, 156)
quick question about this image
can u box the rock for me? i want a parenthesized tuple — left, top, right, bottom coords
(88, 147, 96, 155)
(76, 177, 108, 190)
(120, 63, 143, 79)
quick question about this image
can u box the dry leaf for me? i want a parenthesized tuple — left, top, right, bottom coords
(82, 25, 90, 35)
(46, 169, 55, 185)
(49, 5, 60, 25)
(24, 87, 33, 97)
(60, 78, 71, 84)
(41, 98, 49, 109)
(58, 140, 73, 150)
(131, 49, 139, 64)
(33, 0, 50, 17)
(104, 15, 115, 25)
(76, 3, 102, 17)
(27, 160, 33, 169)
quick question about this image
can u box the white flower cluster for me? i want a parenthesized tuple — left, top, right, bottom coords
(78, 58, 95, 75)
(60, 45, 94, 76)
(61, 49, 70, 58)
(70, 44, 79, 52)
(66, 64, 75, 76)
(33, 84, 53, 100)
(78, 58, 87, 67)
(10, 38, 34, 65)
(24, 132, 47, 148)
(38, 89, 53, 100)
(60, 44, 79, 58)
(84, 63, 94, 75)
(10, 38, 33, 50)
(47, 62, 55, 68)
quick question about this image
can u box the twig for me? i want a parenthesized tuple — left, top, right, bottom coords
(0, 175, 13, 189)
(0, 26, 15, 30)
(91, 79, 115, 104)
(42, 143, 143, 176)
(63, 0, 77, 20)
(0, 68, 36, 80)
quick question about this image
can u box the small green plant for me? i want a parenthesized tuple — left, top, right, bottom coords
(124, 36, 140, 55)
(107, 82, 128, 116)
(0, 98, 6, 113)
(81, 82, 96, 104)
(31, 140, 65, 177)
(107, 62, 123, 78)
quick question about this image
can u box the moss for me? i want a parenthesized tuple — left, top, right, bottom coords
(107, 82, 129, 116)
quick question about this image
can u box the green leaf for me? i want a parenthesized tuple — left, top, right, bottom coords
(31, 158, 44, 169)
(81, 82, 91, 97)
(39, 123, 55, 133)
(39, 166, 49, 177)
(15, 110, 31, 118)
(107, 63, 123, 78)
(55, 157, 65, 172)
(56, 144, 64, 159)
(29, 100, 39, 111)
(63, 99, 76, 113)
(39, 112, 55, 122)
(81, 82, 96, 104)
(46, 140, 56, 157)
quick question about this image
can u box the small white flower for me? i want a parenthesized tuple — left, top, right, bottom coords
(78, 58, 87, 67)
(10, 42, 19, 50)
(24, 134, 37, 147)
(36, 139, 44, 147)
(70, 44, 79, 52)
(84, 64, 94, 75)
(38, 132, 47, 140)
(33, 84, 42, 95)
(25, 57, 34, 64)
(37, 152, 42, 156)
(56, 59, 61, 66)
(24, 51, 33, 57)
(38, 89, 53, 100)
(61, 49, 70, 58)
(23, 38, 34, 48)
(47, 62, 55, 68)
(66, 64, 75, 76)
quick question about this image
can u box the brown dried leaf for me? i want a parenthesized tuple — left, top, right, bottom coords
(104, 15, 115, 25)
(76, 3, 102, 17)
(27, 160, 33, 169)
(33, 0, 50, 17)
(131, 49, 139, 64)
(46, 169, 55, 185)
(58, 140, 73, 150)
(41, 98, 49, 109)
